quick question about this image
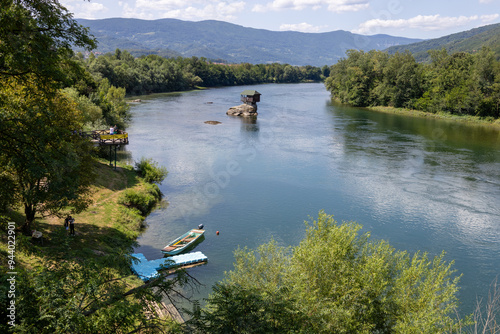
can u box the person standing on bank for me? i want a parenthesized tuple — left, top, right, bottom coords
(69, 216, 75, 236)
(64, 215, 70, 232)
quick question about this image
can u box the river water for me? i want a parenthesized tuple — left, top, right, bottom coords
(127, 83, 500, 314)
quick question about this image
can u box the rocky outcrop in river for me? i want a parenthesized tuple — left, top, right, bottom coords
(227, 104, 257, 117)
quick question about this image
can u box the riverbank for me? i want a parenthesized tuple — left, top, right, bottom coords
(0, 160, 176, 330)
(1, 161, 153, 261)
(366, 105, 500, 129)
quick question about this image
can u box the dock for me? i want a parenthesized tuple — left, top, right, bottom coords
(78, 129, 129, 169)
(81, 129, 129, 145)
(131, 252, 208, 281)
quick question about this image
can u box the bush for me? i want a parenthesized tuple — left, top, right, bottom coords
(134, 158, 168, 184)
(117, 183, 161, 216)
(115, 206, 145, 233)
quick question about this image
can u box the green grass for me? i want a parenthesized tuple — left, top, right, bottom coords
(0, 159, 161, 274)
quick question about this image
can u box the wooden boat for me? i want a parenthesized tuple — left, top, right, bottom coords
(161, 229, 205, 255)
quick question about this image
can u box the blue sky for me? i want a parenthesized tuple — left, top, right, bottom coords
(61, 0, 500, 39)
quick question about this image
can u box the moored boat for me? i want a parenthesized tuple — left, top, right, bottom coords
(161, 229, 205, 255)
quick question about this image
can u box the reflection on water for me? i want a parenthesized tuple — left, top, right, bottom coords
(127, 83, 500, 314)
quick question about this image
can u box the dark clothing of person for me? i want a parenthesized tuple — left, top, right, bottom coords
(69, 219, 75, 235)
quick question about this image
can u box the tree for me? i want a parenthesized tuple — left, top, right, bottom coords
(0, 78, 95, 234)
(13, 255, 191, 333)
(0, 0, 96, 86)
(375, 51, 423, 108)
(326, 50, 380, 107)
(191, 211, 464, 333)
(0, 0, 98, 233)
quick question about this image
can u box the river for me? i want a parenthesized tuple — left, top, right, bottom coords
(127, 83, 500, 315)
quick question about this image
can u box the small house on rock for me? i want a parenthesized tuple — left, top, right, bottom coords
(227, 90, 262, 117)
(240, 90, 261, 106)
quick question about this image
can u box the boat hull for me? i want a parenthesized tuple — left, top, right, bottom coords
(161, 229, 205, 255)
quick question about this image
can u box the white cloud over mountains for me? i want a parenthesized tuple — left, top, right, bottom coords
(123, 0, 246, 20)
(253, 0, 369, 13)
(279, 22, 329, 32)
(62, 0, 246, 21)
(354, 14, 500, 35)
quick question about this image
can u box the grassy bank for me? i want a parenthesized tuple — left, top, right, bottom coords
(367, 105, 500, 129)
(0, 159, 179, 332)
(1, 160, 156, 263)
(1, 159, 164, 302)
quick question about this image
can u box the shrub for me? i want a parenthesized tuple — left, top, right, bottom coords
(115, 206, 145, 232)
(118, 183, 161, 216)
(134, 158, 168, 184)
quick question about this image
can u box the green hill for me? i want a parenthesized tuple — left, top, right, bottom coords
(385, 23, 500, 62)
(76, 18, 421, 66)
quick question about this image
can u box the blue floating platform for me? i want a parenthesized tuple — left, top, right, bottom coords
(131, 251, 208, 281)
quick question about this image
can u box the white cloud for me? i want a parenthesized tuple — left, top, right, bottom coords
(60, 0, 108, 19)
(353, 14, 483, 35)
(253, 0, 369, 13)
(279, 22, 328, 32)
(122, 1, 245, 21)
(481, 14, 500, 22)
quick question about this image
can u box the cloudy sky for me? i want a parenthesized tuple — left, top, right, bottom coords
(60, 0, 500, 39)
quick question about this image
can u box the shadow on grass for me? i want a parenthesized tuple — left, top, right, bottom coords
(29, 220, 139, 267)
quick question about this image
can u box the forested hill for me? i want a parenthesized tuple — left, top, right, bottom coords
(76, 18, 421, 66)
(385, 23, 500, 62)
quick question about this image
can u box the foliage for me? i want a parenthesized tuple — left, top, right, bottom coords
(0, 78, 96, 234)
(190, 211, 465, 333)
(186, 282, 303, 334)
(0, 0, 96, 87)
(0, 1, 104, 234)
(118, 183, 162, 216)
(80, 51, 324, 95)
(326, 48, 500, 118)
(91, 78, 131, 129)
(11, 257, 189, 334)
(62, 87, 106, 130)
(134, 157, 169, 185)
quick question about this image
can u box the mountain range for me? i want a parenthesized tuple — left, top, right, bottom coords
(385, 23, 500, 62)
(76, 18, 421, 66)
(77, 18, 500, 66)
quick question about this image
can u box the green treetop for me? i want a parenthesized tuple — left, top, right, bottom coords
(190, 211, 465, 333)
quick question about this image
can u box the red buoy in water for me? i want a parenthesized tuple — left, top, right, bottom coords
(216, 231, 220, 235)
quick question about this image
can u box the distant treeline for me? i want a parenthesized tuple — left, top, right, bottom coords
(79, 49, 328, 96)
(325, 47, 500, 118)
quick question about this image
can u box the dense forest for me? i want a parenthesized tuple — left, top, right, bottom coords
(79, 49, 326, 96)
(325, 47, 500, 119)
